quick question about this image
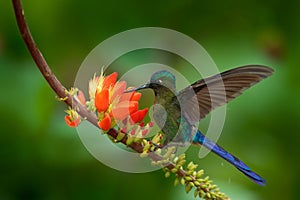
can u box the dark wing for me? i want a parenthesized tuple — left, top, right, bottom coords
(176, 65, 274, 123)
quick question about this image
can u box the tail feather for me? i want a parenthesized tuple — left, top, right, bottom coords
(193, 130, 266, 185)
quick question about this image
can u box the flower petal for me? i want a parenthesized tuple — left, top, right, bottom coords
(118, 92, 134, 102)
(95, 89, 109, 112)
(142, 129, 148, 136)
(130, 129, 136, 136)
(77, 90, 86, 105)
(111, 81, 126, 103)
(148, 121, 154, 127)
(103, 72, 118, 90)
(130, 92, 142, 101)
(130, 108, 148, 124)
(111, 101, 138, 120)
(88, 75, 100, 100)
(98, 113, 111, 131)
(65, 115, 80, 127)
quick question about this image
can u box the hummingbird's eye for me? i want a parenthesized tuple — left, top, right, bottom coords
(157, 79, 162, 84)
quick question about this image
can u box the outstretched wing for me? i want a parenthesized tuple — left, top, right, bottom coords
(176, 65, 274, 123)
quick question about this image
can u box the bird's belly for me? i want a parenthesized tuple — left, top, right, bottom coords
(152, 99, 196, 145)
(153, 109, 194, 145)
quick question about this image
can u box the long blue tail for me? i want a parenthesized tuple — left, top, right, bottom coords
(193, 130, 266, 185)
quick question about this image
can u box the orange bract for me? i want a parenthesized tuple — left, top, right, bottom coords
(118, 92, 134, 102)
(110, 81, 127, 103)
(111, 101, 138, 120)
(98, 113, 111, 130)
(102, 72, 118, 90)
(130, 108, 148, 124)
(65, 115, 80, 127)
(95, 89, 109, 112)
(130, 92, 142, 101)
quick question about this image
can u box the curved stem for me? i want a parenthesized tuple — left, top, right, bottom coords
(12, 0, 98, 126)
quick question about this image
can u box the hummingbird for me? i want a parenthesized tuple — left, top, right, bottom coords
(126, 65, 273, 185)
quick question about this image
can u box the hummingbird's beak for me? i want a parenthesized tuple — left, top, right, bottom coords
(124, 83, 150, 93)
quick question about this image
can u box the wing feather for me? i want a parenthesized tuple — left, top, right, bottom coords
(176, 65, 273, 123)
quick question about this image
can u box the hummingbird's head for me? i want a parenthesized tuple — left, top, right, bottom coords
(125, 70, 176, 93)
(149, 70, 176, 90)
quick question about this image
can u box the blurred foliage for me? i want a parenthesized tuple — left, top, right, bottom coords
(1, 0, 300, 199)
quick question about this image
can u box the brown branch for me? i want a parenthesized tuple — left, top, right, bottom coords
(12, 0, 98, 127)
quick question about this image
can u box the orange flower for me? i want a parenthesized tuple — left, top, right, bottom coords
(66, 70, 149, 132)
(110, 101, 138, 120)
(102, 72, 117, 90)
(64, 109, 80, 127)
(95, 89, 109, 112)
(130, 92, 142, 101)
(148, 121, 154, 127)
(130, 108, 148, 124)
(130, 129, 136, 136)
(110, 81, 127, 103)
(142, 129, 148, 136)
(85, 70, 149, 132)
(98, 113, 111, 130)
(118, 92, 134, 102)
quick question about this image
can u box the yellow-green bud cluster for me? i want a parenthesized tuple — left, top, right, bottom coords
(140, 133, 164, 157)
(163, 155, 230, 200)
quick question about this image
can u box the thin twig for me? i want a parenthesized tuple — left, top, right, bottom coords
(12, 0, 98, 126)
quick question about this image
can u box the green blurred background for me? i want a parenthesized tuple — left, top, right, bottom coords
(1, 0, 300, 199)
